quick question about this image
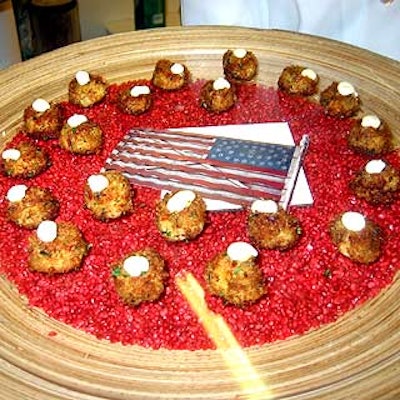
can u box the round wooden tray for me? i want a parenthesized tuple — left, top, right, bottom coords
(0, 27, 399, 400)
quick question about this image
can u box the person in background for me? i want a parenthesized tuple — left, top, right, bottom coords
(180, 0, 400, 61)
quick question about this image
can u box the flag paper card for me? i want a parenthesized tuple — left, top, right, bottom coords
(104, 122, 313, 210)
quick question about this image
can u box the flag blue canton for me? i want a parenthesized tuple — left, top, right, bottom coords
(207, 138, 295, 172)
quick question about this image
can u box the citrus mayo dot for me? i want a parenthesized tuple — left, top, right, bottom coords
(123, 255, 150, 277)
(365, 159, 386, 174)
(87, 174, 109, 193)
(6, 184, 28, 202)
(361, 115, 381, 129)
(32, 98, 51, 113)
(170, 63, 184, 75)
(233, 48, 247, 58)
(167, 190, 196, 213)
(75, 70, 90, 86)
(130, 85, 151, 97)
(227, 241, 258, 262)
(251, 199, 278, 214)
(67, 114, 88, 128)
(337, 81, 358, 97)
(37, 220, 58, 242)
(301, 68, 317, 81)
(341, 211, 366, 232)
(2, 148, 21, 161)
(213, 77, 231, 91)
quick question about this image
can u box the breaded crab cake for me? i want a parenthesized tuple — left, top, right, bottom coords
(1, 141, 50, 179)
(28, 220, 89, 274)
(117, 84, 152, 115)
(199, 77, 237, 113)
(152, 59, 190, 91)
(329, 211, 383, 264)
(68, 70, 108, 108)
(347, 114, 393, 156)
(155, 190, 206, 242)
(349, 159, 400, 205)
(278, 65, 319, 96)
(59, 114, 103, 155)
(84, 171, 133, 221)
(204, 241, 265, 307)
(112, 248, 168, 306)
(247, 199, 302, 251)
(222, 48, 258, 82)
(320, 81, 361, 118)
(6, 184, 59, 229)
(23, 98, 63, 140)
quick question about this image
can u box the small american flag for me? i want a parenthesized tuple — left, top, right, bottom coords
(104, 129, 309, 208)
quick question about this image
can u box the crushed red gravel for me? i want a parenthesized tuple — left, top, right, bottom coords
(0, 80, 399, 350)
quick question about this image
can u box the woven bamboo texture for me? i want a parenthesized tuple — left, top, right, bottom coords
(0, 27, 399, 400)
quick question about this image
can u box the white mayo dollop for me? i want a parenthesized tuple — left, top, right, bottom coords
(361, 115, 381, 129)
(2, 148, 21, 161)
(123, 255, 150, 277)
(32, 98, 51, 113)
(167, 190, 196, 213)
(227, 241, 258, 262)
(88, 174, 109, 193)
(365, 159, 386, 174)
(341, 211, 366, 232)
(170, 63, 184, 75)
(233, 48, 247, 58)
(67, 114, 88, 128)
(251, 199, 279, 214)
(301, 68, 317, 81)
(6, 184, 28, 202)
(75, 70, 90, 86)
(130, 85, 151, 97)
(213, 77, 231, 91)
(337, 81, 358, 97)
(37, 220, 58, 242)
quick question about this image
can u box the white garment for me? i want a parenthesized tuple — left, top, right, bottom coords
(181, 0, 400, 60)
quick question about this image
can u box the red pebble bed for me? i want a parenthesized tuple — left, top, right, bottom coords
(0, 80, 399, 350)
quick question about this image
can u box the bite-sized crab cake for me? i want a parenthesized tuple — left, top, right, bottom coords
(329, 211, 383, 264)
(84, 171, 133, 221)
(349, 159, 400, 205)
(68, 70, 108, 107)
(117, 85, 152, 115)
(23, 98, 63, 140)
(112, 248, 168, 306)
(347, 114, 393, 156)
(204, 241, 265, 307)
(59, 114, 103, 155)
(6, 184, 59, 229)
(155, 190, 206, 242)
(28, 220, 89, 274)
(199, 77, 237, 113)
(320, 81, 361, 118)
(1, 141, 50, 179)
(247, 199, 302, 251)
(222, 48, 258, 82)
(152, 59, 190, 91)
(278, 65, 319, 96)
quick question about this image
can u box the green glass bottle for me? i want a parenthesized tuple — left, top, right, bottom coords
(135, 0, 165, 30)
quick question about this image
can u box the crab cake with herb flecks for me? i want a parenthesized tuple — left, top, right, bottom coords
(6, 185, 59, 229)
(117, 84, 152, 115)
(84, 171, 133, 221)
(112, 248, 168, 306)
(199, 77, 237, 113)
(59, 113, 103, 155)
(248, 199, 302, 251)
(1, 141, 50, 179)
(204, 241, 265, 307)
(68, 70, 108, 108)
(23, 98, 63, 140)
(278, 65, 319, 96)
(155, 190, 206, 242)
(28, 220, 89, 274)
(152, 59, 190, 91)
(222, 48, 258, 82)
